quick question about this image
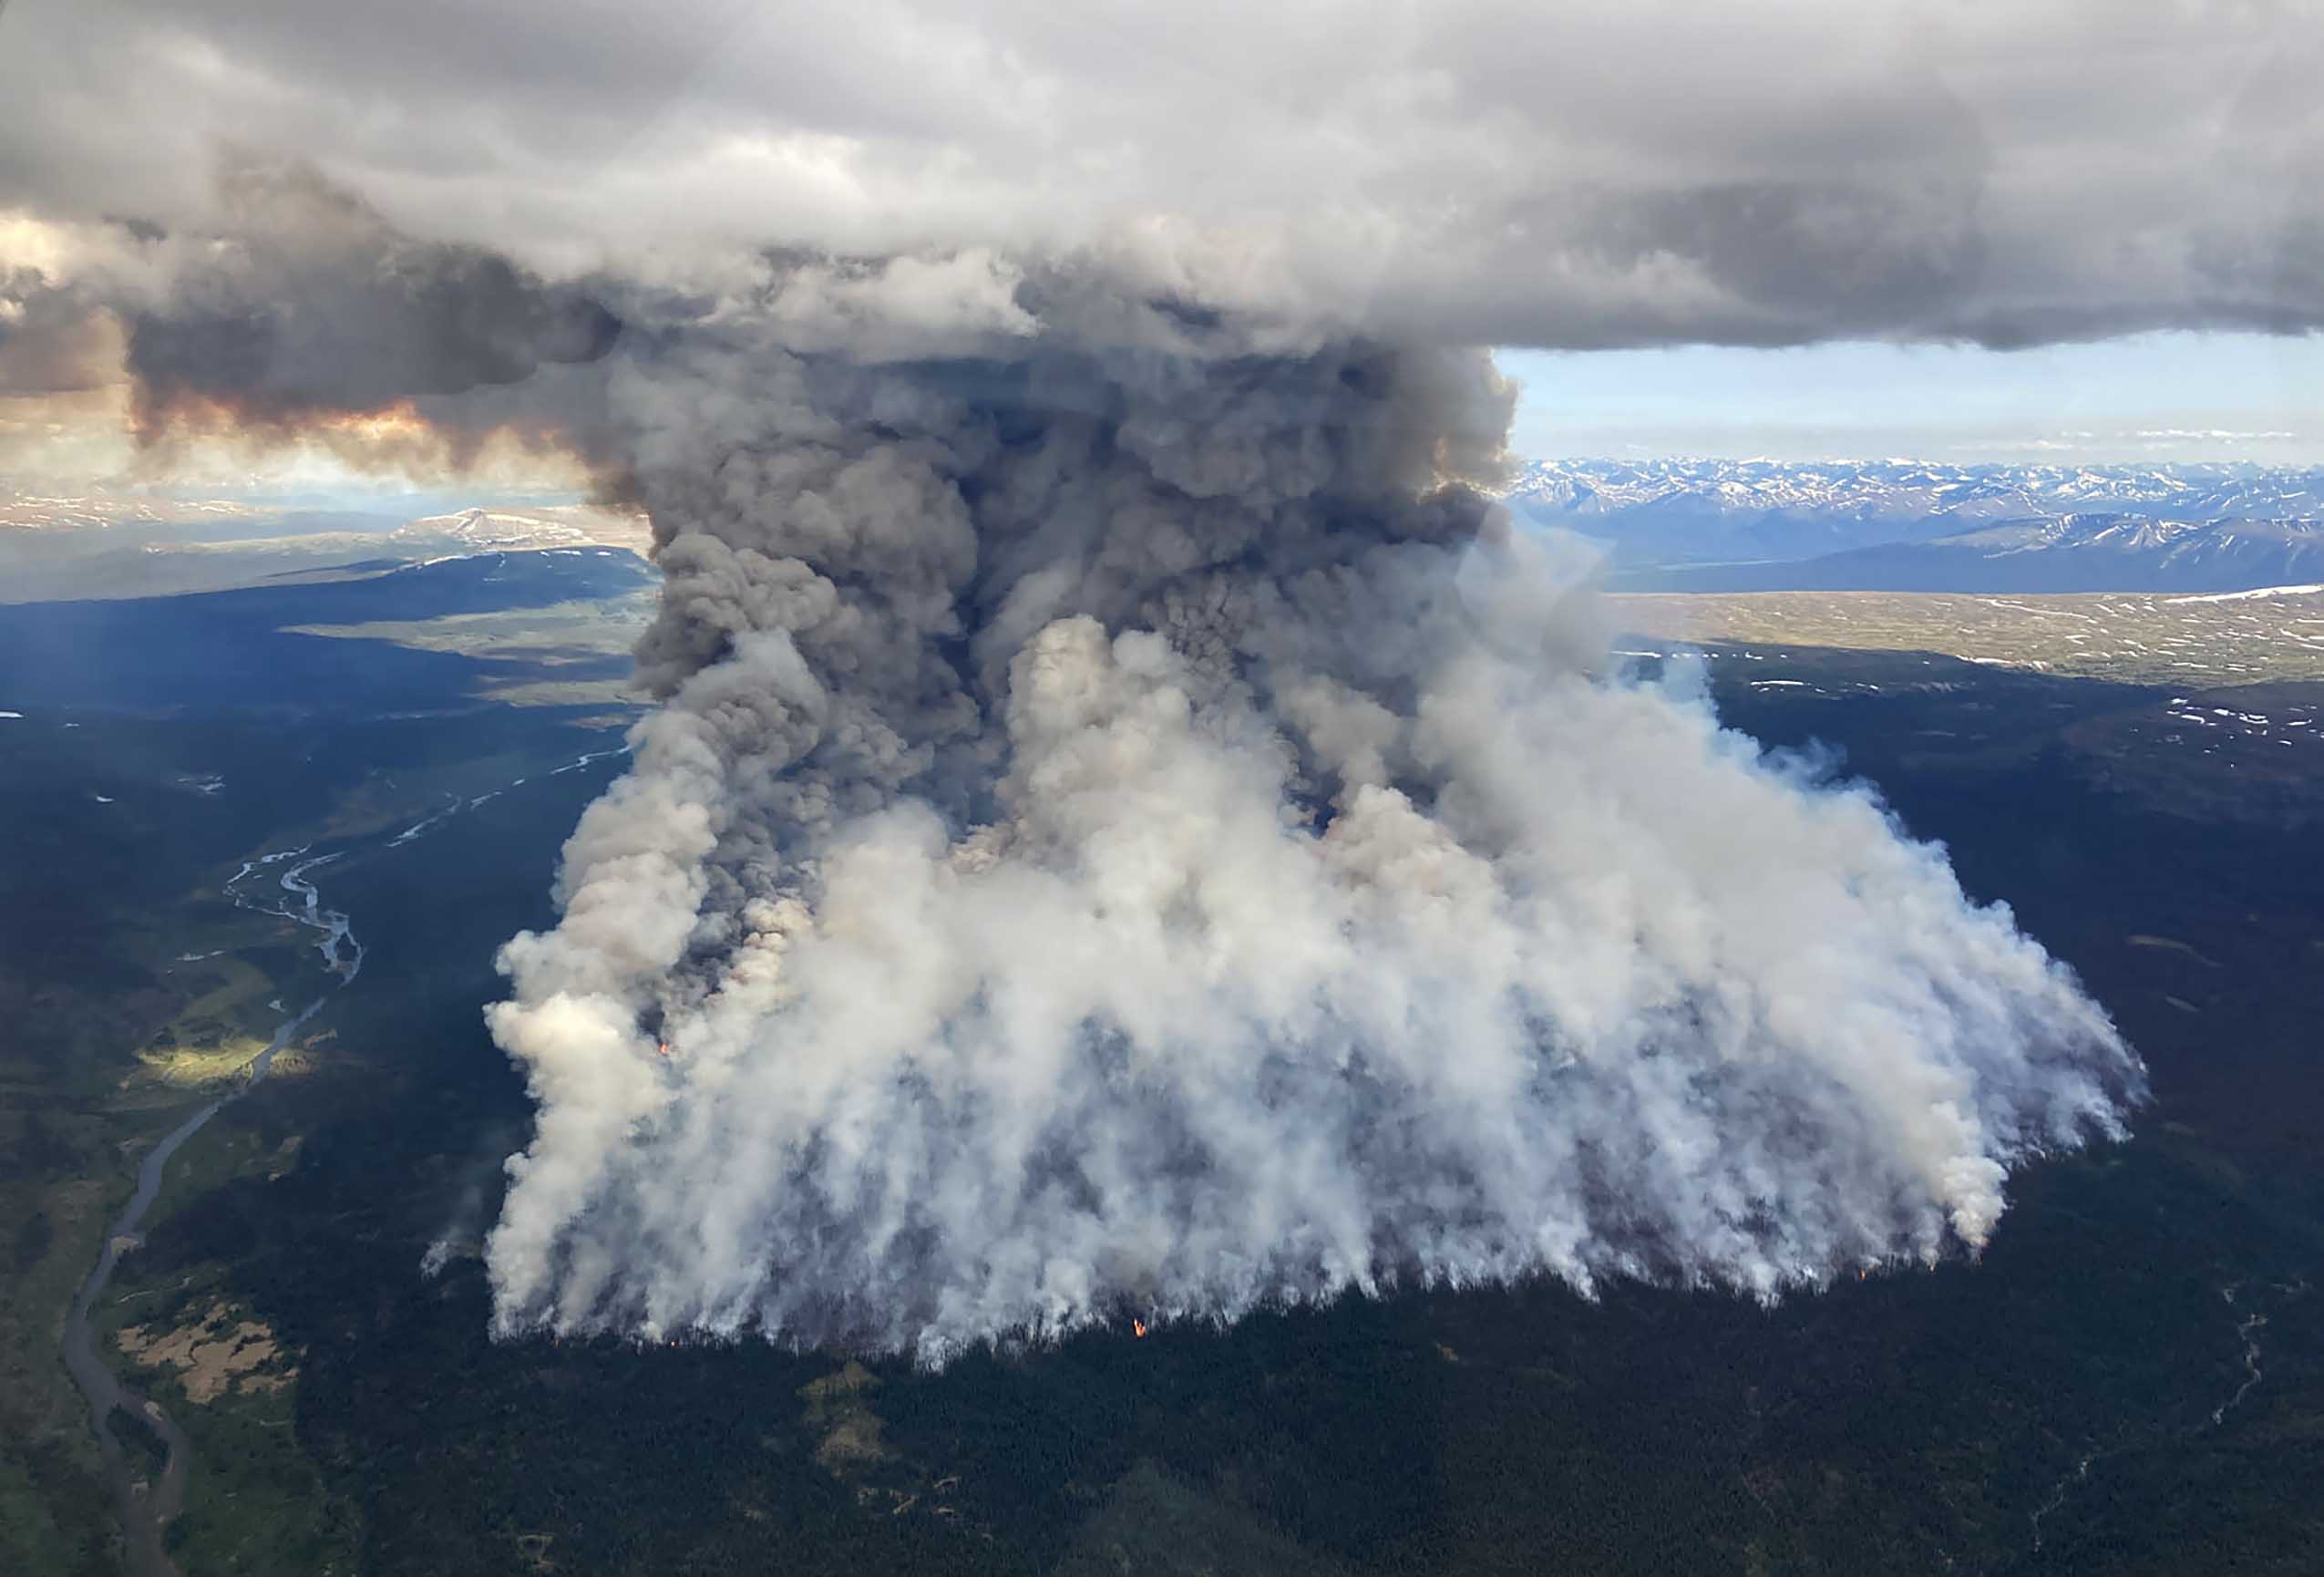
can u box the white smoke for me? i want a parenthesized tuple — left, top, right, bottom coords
(483, 297, 2139, 1360)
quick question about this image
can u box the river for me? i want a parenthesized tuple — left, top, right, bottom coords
(60, 848, 365, 1577)
(57, 737, 630, 1572)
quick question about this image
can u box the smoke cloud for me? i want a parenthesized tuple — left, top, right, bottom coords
(5, 0, 2193, 1345)
(121, 165, 620, 437)
(472, 283, 2141, 1358)
(0, 165, 620, 483)
(1, 163, 2150, 1356)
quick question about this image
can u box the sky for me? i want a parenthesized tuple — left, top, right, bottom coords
(1500, 332, 2324, 466)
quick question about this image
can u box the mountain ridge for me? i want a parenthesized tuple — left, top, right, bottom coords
(1503, 459, 2324, 592)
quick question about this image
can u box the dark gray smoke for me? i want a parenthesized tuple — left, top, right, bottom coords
(0, 164, 620, 464)
(126, 165, 618, 447)
(478, 272, 2142, 1358)
(0, 268, 118, 396)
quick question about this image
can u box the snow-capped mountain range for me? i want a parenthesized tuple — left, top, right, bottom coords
(0, 492, 651, 603)
(389, 505, 652, 556)
(5, 463, 2321, 601)
(1503, 459, 2324, 592)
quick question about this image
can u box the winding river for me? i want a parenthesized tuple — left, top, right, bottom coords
(60, 849, 365, 1577)
(57, 737, 626, 1573)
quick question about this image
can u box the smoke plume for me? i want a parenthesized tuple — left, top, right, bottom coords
(0, 0, 2269, 1366)
(7, 175, 2143, 1357)
(478, 278, 2142, 1358)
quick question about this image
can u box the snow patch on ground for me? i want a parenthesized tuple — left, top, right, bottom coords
(2165, 584, 2324, 604)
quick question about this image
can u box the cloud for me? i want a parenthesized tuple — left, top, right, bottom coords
(116, 163, 620, 439)
(0, 169, 621, 480)
(0, 272, 122, 397)
(0, 1, 2320, 348)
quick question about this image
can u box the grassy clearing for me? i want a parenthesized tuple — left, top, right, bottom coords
(478, 675, 644, 706)
(288, 592, 654, 709)
(1610, 587, 2324, 687)
(134, 934, 334, 1096)
(115, 1299, 293, 1407)
(286, 593, 654, 663)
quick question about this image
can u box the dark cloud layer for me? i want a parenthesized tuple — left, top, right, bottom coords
(2, 0, 2321, 350)
(0, 270, 118, 395)
(119, 166, 620, 437)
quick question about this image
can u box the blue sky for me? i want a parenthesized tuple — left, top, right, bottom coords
(1498, 332, 2324, 465)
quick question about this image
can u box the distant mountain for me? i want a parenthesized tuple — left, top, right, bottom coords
(0, 491, 650, 603)
(0, 490, 283, 534)
(390, 505, 652, 556)
(1622, 513, 2324, 593)
(1503, 458, 2324, 592)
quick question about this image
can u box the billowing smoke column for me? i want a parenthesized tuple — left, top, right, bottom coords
(9, 184, 2144, 1352)
(482, 283, 2141, 1359)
